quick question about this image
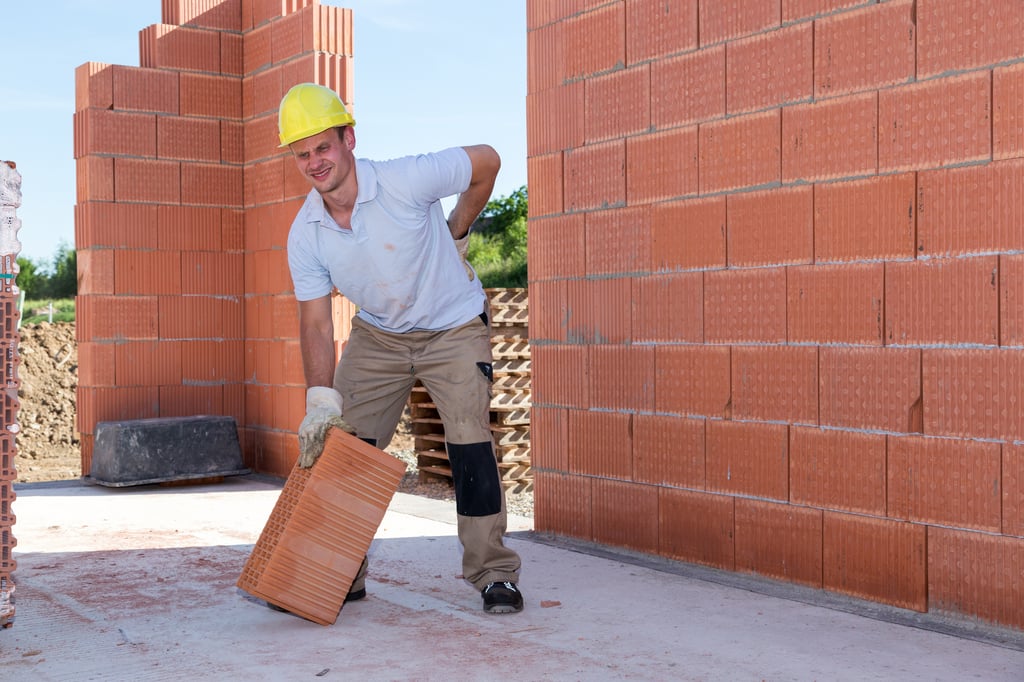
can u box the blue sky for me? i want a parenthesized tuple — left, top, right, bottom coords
(1, 1, 527, 264)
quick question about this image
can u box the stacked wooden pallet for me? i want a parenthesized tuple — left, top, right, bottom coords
(412, 288, 532, 493)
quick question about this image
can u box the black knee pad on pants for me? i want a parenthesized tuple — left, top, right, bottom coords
(446, 442, 502, 517)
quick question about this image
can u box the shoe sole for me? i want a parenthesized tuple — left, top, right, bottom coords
(483, 603, 523, 614)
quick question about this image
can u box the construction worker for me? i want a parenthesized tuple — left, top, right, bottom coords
(278, 83, 524, 614)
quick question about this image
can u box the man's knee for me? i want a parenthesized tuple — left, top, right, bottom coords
(447, 442, 502, 516)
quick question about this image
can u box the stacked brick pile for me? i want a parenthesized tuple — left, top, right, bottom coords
(411, 288, 533, 493)
(0, 159, 21, 628)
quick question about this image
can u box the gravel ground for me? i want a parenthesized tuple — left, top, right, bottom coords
(390, 447, 534, 519)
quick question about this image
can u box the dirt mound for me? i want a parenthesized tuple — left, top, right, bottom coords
(14, 322, 80, 482)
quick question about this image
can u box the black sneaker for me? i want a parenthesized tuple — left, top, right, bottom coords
(481, 581, 524, 614)
(266, 586, 366, 613)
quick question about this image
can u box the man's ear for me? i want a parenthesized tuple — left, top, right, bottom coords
(343, 126, 356, 150)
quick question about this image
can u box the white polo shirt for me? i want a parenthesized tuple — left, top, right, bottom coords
(286, 146, 487, 333)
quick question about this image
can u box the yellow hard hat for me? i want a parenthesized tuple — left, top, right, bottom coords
(278, 83, 356, 147)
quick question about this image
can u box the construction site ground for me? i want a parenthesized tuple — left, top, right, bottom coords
(3, 475, 1024, 680)
(6, 323, 1024, 679)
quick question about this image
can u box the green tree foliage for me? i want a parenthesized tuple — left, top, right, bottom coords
(16, 241, 77, 300)
(468, 185, 528, 288)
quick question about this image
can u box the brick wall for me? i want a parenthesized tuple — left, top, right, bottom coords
(527, 0, 1024, 630)
(75, 0, 353, 477)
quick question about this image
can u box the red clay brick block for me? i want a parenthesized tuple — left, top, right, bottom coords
(588, 345, 655, 412)
(699, 109, 780, 194)
(823, 512, 927, 612)
(237, 428, 406, 625)
(651, 196, 726, 271)
(243, 23, 273, 75)
(75, 62, 113, 112)
(634, 414, 705, 489)
(654, 345, 730, 417)
(735, 498, 823, 587)
(534, 470, 593, 540)
(527, 21, 565, 94)
(527, 0, 577, 31)
(244, 157, 286, 207)
(115, 340, 183, 386)
(700, 0, 780, 45)
(531, 405, 569, 472)
(626, 127, 698, 204)
(584, 206, 651, 276)
(528, 280, 567, 343)
(565, 140, 626, 211)
(782, 0, 872, 22)
(586, 65, 649, 143)
(592, 478, 659, 554)
(789, 426, 886, 515)
(888, 435, 1001, 532)
(245, 113, 285, 165)
(112, 66, 180, 114)
(565, 4, 626, 81)
(814, 173, 916, 262)
(182, 163, 243, 207)
(928, 527, 1024, 630)
(878, 72, 991, 172)
(707, 420, 789, 500)
(140, 24, 222, 72)
(157, 206, 222, 251)
(568, 409, 633, 479)
(157, 117, 221, 162)
(77, 202, 159, 250)
(158, 295, 243, 340)
(814, 0, 915, 98)
(76, 157, 114, 203)
(994, 63, 1024, 160)
(526, 82, 584, 157)
(1000, 254, 1024, 346)
(182, 340, 245, 383)
(917, 0, 1024, 78)
(527, 214, 584, 282)
(781, 92, 877, 182)
(182, 252, 244, 296)
(727, 186, 813, 266)
(114, 250, 183, 295)
(704, 267, 786, 343)
(250, 66, 284, 119)
(180, 73, 243, 119)
(566, 277, 633, 344)
(163, 0, 243, 31)
(922, 349, 1024, 441)
(818, 347, 921, 433)
(271, 7, 307, 62)
(727, 23, 812, 114)
(531, 345, 589, 408)
(526, 152, 564, 218)
(221, 31, 244, 75)
(732, 345, 818, 424)
(626, 0, 697, 64)
(917, 160, 1024, 257)
(885, 256, 998, 346)
(74, 109, 157, 159)
(1004, 443, 1024, 537)
(787, 263, 883, 345)
(77, 341, 116, 387)
(308, 5, 353, 56)
(158, 385, 227, 419)
(76, 250, 115, 296)
(114, 158, 181, 204)
(651, 46, 726, 129)
(633, 272, 703, 344)
(659, 488, 734, 569)
(77, 295, 159, 341)
(221, 120, 244, 164)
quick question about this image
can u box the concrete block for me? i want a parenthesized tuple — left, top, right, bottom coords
(89, 415, 248, 487)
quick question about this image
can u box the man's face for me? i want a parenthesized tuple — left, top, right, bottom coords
(289, 127, 355, 195)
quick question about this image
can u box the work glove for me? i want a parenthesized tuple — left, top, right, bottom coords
(297, 386, 356, 468)
(454, 232, 475, 281)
